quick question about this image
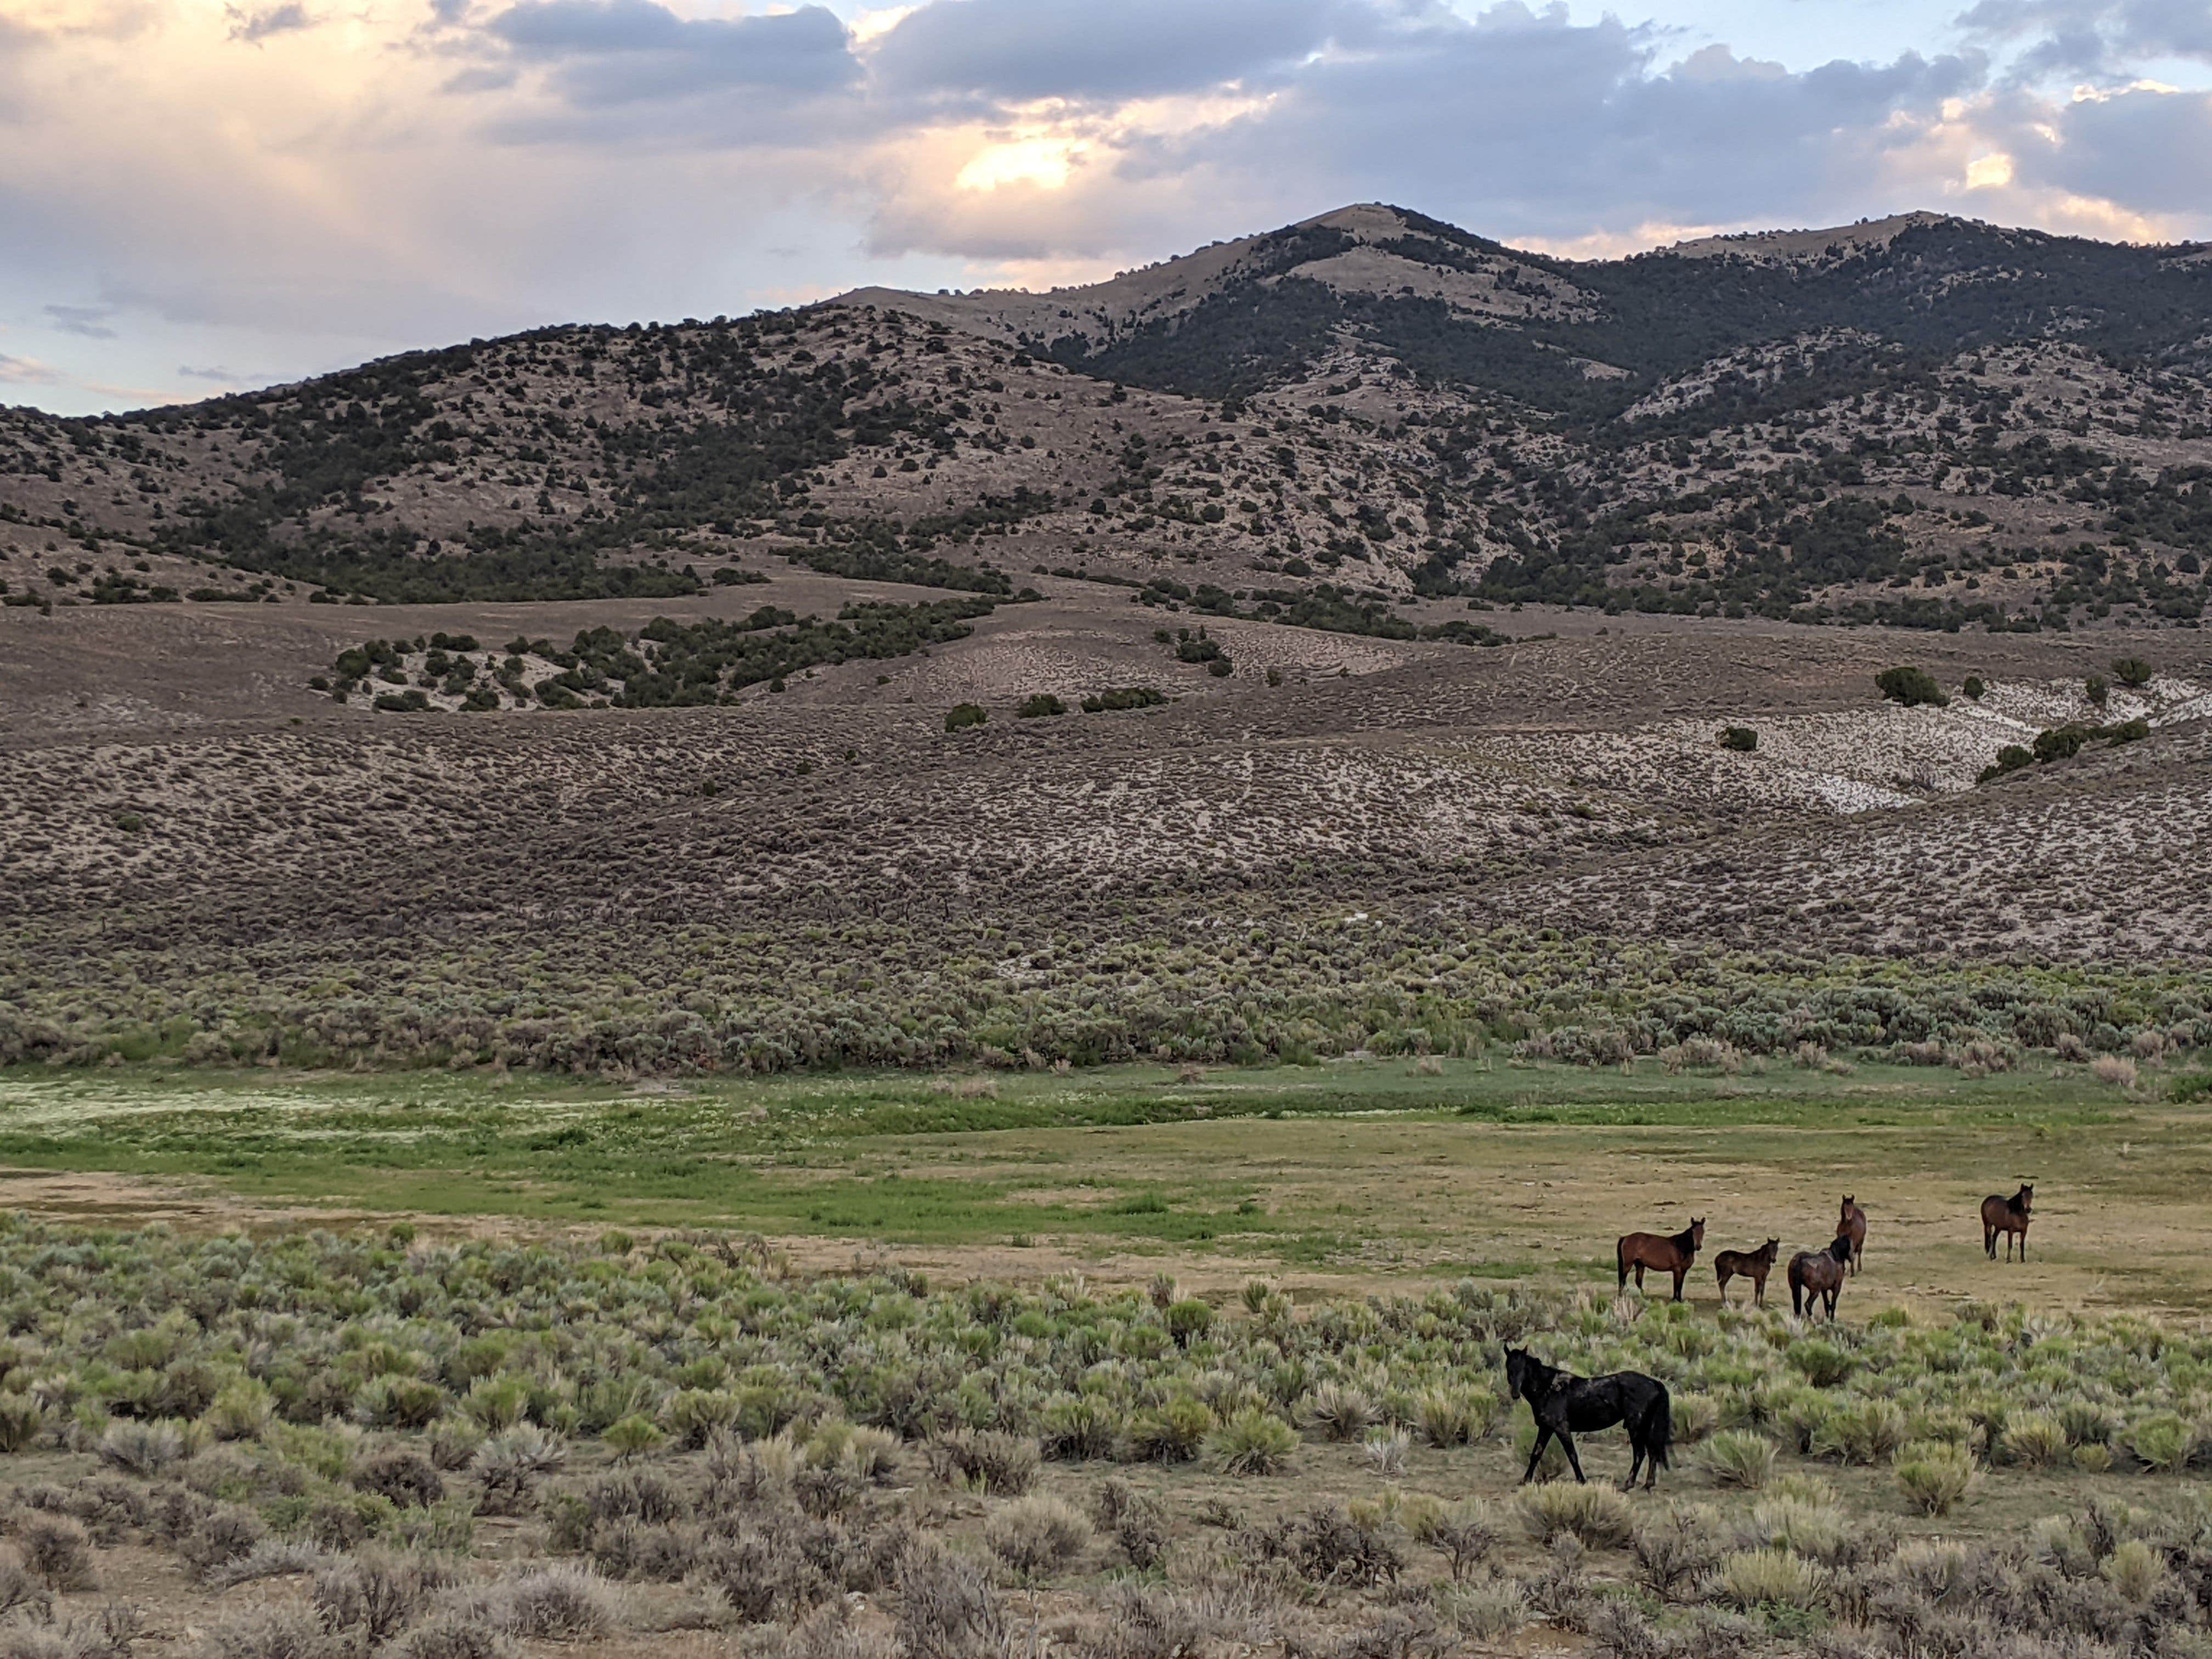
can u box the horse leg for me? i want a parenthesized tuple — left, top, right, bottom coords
(1985, 1225, 1996, 1260)
(1633, 1263, 1645, 1290)
(1521, 1426, 1552, 1485)
(1624, 1438, 1644, 1492)
(1753, 1272, 1766, 1310)
(1671, 1267, 1685, 1304)
(2019, 1229, 2027, 1263)
(1558, 1432, 1586, 1485)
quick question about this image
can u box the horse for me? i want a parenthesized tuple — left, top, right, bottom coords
(1838, 1196, 1866, 1275)
(1714, 1239, 1780, 1308)
(1787, 1235, 1852, 1321)
(1616, 1218, 1705, 1302)
(1504, 1347, 1673, 1491)
(1982, 1183, 2034, 1262)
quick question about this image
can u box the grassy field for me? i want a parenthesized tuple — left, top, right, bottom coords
(4, 1053, 2207, 1308)
(4, 1056, 2212, 1657)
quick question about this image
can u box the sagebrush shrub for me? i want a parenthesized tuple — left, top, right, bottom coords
(1299, 1382, 1374, 1442)
(1516, 1483, 1632, 1549)
(1700, 1430, 1775, 1489)
(1894, 1442, 1977, 1515)
(985, 1495, 1091, 1582)
(1205, 1407, 1296, 1475)
(1713, 1548, 1830, 1612)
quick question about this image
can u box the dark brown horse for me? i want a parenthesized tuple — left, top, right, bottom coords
(1617, 1218, 1705, 1302)
(1788, 1235, 1852, 1321)
(1982, 1183, 2034, 1261)
(1714, 1239, 1779, 1308)
(1838, 1196, 1866, 1274)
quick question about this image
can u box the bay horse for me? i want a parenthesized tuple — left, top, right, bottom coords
(1982, 1183, 2034, 1261)
(1714, 1239, 1780, 1308)
(1838, 1196, 1866, 1274)
(1505, 1348, 1673, 1491)
(1787, 1235, 1852, 1321)
(1617, 1218, 1705, 1302)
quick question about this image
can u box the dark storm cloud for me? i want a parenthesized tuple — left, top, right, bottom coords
(868, 0, 1351, 104)
(479, 0, 857, 105)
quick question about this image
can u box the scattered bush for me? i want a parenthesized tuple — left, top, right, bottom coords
(1719, 726, 1757, 753)
(1894, 1442, 1977, 1515)
(1712, 1548, 1830, 1612)
(1517, 1482, 1632, 1549)
(985, 1496, 1091, 1582)
(1700, 1430, 1776, 1489)
(1205, 1407, 1297, 1475)
(1875, 666, 1948, 708)
(944, 704, 987, 733)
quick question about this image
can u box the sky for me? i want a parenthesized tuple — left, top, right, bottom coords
(2, 0, 2209, 415)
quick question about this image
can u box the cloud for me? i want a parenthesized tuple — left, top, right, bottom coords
(1995, 82, 2212, 215)
(227, 3, 315, 44)
(867, 0, 1347, 104)
(44, 303, 116, 338)
(1956, 0, 2212, 82)
(178, 363, 246, 381)
(476, 0, 859, 105)
(0, 353, 65, 385)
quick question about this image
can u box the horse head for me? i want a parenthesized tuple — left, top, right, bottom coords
(1504, 1347, 1528, 1401)
(1840, 1195, 1855, 1218)
(1830, 1234, 1853, 1262)
(2018, 1183, 2034, 1212)
(1690, 1217, 1706, 1248)
(1762, 1238, 1780, 1260)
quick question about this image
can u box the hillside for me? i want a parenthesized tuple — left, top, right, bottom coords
(2, 204, 2209, 632)
(3, 204, 2211, 1080)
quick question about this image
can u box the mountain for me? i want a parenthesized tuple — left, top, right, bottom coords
(3, 202, 2210, 630)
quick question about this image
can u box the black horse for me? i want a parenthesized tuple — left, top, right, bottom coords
(1504, 1347, 1674, 1491)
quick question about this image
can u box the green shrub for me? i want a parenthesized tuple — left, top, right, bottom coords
(603, 1415, 665, 1459)
(2111, 657, 2153, 689)
(664, 1389, 741, 1449)
(944, 703, 988, 732)
(1164, 1298, 1213, 1346)
(2085, 674, 2109, 707)
(1413, 1385, 1497, 1448)
(0, 1393, 45, 1453)
(2128, 1411, 2195, 1471)
(1719, 726, 1757, 753)
(2104, 1538, 2168, 1603)
(1894, 1441, 1976, 1515)
(1517, 1482, 1633, 1548)
(1206, 1407, 1297, 1475)
(1015, 693, 1066, 718)
(1786, 1340, 1854, 1387)
(1126, 1396, 1214, 1464)
(1713, 1548, 1830, 1612)
(1701, 1430, 1776, 1489)
(1999, 1410, 2069, 1467)
(1962, 675, 1986, 700)
(1875, 666, 1948, 708)
(1300, 1382, 1375, 1442)
(1080, 686, 1166, 713)
(1815, 1399, 1907, 1465)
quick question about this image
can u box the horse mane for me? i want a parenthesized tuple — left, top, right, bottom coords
(1670, 1222, 1700, 1251)
(1827, 1234, 1853, 1262)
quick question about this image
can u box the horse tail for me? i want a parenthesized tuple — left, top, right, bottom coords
(1645, 1387, 1673, 1470)
(1616, 1235, 1629, 1290)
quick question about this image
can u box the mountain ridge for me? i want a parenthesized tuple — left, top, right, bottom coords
(2, 201, 2209, 632)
